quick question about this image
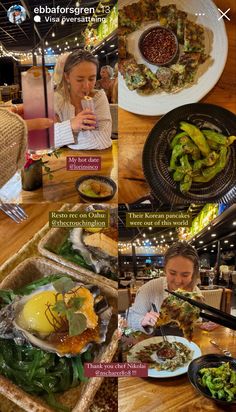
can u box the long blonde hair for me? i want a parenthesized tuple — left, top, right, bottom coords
(56, 49, 99, 101)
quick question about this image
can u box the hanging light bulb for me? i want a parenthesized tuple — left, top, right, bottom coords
(52, 31, 55, 37)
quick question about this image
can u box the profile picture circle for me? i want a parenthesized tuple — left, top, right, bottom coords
(7, 4, 26, 25)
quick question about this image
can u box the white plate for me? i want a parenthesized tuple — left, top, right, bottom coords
(119, 0, 228, 115)
(127, 336, 201, 378)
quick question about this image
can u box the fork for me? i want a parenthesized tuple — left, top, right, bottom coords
(210, 339, 232, 356)
(0, 203, 28, 223)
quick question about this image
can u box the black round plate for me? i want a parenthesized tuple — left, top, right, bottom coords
(75, 175, 117, 203)
(188, 354, 236, 405)
(142, 103, 236, 204)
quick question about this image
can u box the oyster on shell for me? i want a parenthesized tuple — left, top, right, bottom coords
(0, 282, 112, 357)
(69, 227, 118, 274)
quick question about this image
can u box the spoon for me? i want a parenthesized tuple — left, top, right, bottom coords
(210, 340, 232, 357)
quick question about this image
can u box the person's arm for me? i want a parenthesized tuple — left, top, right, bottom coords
(54, 90, 112, 150)
(0, 108, 53, 189)
(10, 104, 54, 131)
(127, 282, 158, 334)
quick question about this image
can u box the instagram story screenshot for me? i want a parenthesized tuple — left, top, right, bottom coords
(0, 1, 118, 412)
(0, 1, 118, 204)
(0, 1, 236, 412)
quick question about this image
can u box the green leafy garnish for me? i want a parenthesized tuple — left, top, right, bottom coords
(53, 277, 75, 294)
(15, 275, 68, 295)
(53, 300, 67, 315)
(52, 291, 87, 336)
(0, 289, 16, 307)
(67, 311, 87, 336)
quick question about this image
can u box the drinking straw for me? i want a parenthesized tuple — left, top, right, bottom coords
(41, 40, 50, 149)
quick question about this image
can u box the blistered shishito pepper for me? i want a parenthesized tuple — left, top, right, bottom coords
(182, 140, 201, 160)
(170, 144, 184, 170)
(228, 135, 236, 145)
(202, 129, 227, 145)
(179, 155, 192, 193)
(193, 151, 219, 171)
(180, 174, 192, 193)
(203, 130, 236, 147)
(193, 147, 228, 182)
(173, 168, 184, 182)
(180, 121, 210, 156)
(170, 131, 188, 148)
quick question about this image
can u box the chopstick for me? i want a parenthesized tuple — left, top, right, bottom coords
(151, 303, 158, 312)
(198, 312, 236, 330)
(151, 303, 168, 342)
(165, 289, 236, 330)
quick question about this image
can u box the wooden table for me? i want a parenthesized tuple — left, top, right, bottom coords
(20, 142, 118, 203)
(119, 0, 236, 204)
(0, 203, 62, 266)
(119, 326, 236, 412)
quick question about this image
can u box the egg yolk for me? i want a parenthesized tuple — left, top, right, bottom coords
(21, 291, 62, 335)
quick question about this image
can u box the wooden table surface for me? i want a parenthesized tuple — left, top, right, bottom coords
(20, 142, 118, 204)
(0, 203, 62, 266)
(119, 326, 236, 412)
(118, 0, 236, 204)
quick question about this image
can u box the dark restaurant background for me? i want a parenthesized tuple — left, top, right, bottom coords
(0, 1, 118, 93)
(118, 203, 236, 315)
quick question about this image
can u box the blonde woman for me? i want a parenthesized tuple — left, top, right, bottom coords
(96, 65, 114, 103)
(54, 50, 112, 150)
(127, 242, 202, 333)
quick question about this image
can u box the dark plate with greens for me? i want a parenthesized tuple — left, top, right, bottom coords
(188, 354, 236, 405)
(142, 103, 236, 204)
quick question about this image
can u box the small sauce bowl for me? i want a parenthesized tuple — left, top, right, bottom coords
(138, 26, 179, 66)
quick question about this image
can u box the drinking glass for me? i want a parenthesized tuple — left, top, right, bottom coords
(81, 96, 98, 128)
(21, 66, 54, 154)
(208, 271, 215, 288)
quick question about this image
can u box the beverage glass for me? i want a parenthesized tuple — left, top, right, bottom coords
(21, 66, 54, 154)
(81, 96, 98, 128)
(208, 271, 215, 288)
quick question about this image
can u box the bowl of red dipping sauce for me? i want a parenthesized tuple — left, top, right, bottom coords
(138, 26, 178, 66)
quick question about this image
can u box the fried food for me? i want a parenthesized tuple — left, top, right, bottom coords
(119, 1, 209, 95)
(156, 289, 202, 341)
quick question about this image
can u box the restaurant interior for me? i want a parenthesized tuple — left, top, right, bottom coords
(0, 0, 118, 93)
(0, 1, 118, 203)
(118, 203, 236, 315)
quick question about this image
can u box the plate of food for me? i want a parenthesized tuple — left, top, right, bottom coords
(142, 103, 236, 204)
(188, 354, 236, 405)
(127, 335, 201, 377)
(119, 0, 228, 115)
(0, 257, 117, 412)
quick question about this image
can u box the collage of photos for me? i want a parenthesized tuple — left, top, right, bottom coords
(0, 1, 235, 412)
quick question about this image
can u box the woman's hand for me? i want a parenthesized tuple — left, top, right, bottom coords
(9, 104, 54, 131)
(141, 311, 159, 327)
(70, 109, 97, 132)
(25, 118, 54, 131)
